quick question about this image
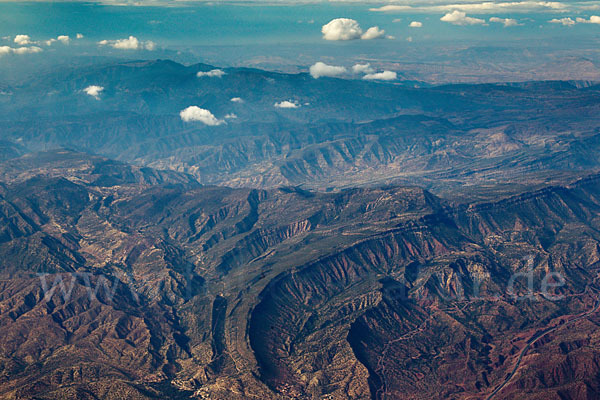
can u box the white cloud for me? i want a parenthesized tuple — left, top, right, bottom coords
(224, 113, 238, 119)
(361, 26, 386, 39)
(409, 21, 423, 27)
(580, 4, 600, 10)
(113, 36, 139, 49)
(180, 106, 225, 125)
(274, 100, 300, 109)
(0, 46, 42, 56)
(576, 15, 600, 24)
(393, 18, 403, 23)
(370, 1, 569, 14)
(14, 35, 31, 45)
(98, 36, 155, 50)
(230, 97, 244, 103)
(489, 17, 521, 26)
(321, 18, 388, 41)
(83, 85, 104, 100)
(12, 46, 42, 54)
(45, 35, 72, 46)
(197, 69, 226, 78)
(370, 5, 412, 12)
(439, 1, 566, 13)
(322, 18, 363, 40)
(352, 63, 375, 74)
(549, 17, 576, 25)
(76, 33, 84, 39)
(363, 71, 398, 81)
(309, 62, 347, 79)
(441, 11, 486, 25)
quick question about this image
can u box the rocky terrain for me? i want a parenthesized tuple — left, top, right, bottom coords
(0, 150, 599, 399)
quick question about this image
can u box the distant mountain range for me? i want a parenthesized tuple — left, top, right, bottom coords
(1, 59, 599, 200)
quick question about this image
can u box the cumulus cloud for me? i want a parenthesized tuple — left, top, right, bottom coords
(14, 46, 42, 54)
(14, 35, 31, 45)
(576, 15, 600, 24)
(45, 35, 71, 46)
(76, 33, 84, 39)
(112, 36, 140, 49)
(224, 113, 238, 120)
(409, 21, 423, 27)
(230, 97, 244, 103)
(321, 18, 388, 41)
(180, 106, 225, 125)
(0, 46, 42, 56)
(361, 26, 386, 40)
(309, 62, 347, 79)
(83, 85, 104, 100)
(352, 63, 375, 74)
(489, 17, 521, 26)
(197, 69, 226, 78)
(98, 36, 155, 50)
(363, 71, 398, 81)
(274, 100, 300, 109)
(322, 18, 363, 40)
(441, 11, 486, 25)
(549, 17, 576, 25)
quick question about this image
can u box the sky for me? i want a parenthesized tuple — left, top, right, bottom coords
(1, 1, 600, 83)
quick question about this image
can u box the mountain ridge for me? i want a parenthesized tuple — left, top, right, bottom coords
(0, 151, 599, 399)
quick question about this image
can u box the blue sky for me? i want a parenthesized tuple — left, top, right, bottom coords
(1, 1, 598, 45)
(1, 1, 600, 83)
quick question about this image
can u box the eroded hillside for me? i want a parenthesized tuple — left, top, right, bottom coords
(0, 151, 599, 399)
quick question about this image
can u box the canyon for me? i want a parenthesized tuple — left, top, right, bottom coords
(0, 150, 599, 399)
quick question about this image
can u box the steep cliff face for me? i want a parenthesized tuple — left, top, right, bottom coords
(246, 171, 600, 399)
(1, 151, 600, 399)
